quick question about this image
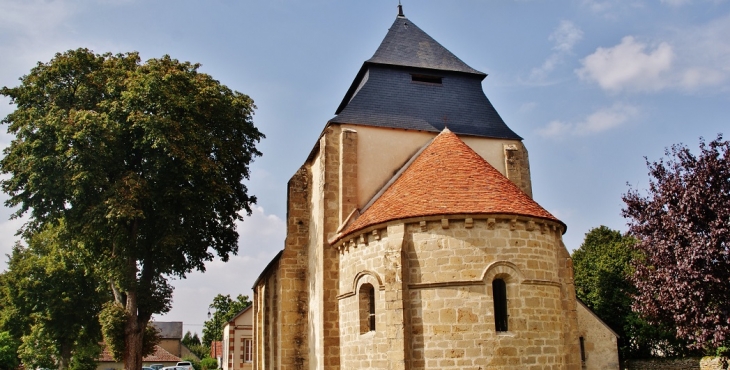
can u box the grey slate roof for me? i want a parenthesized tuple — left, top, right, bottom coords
(367, 16, 485, 76)
(330, 16, 522, 140)
(331, 14, 522, 140)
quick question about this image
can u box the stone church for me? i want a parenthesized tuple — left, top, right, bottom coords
(252, 6, 619, 370)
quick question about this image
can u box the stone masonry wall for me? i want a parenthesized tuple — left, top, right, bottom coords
(279, 167, 310, 370)
(576, 301, 619, 370)
(337, 232, 390, 369)
(504, 142, 533, 198)
(625, 357, 729, 370)
(406, 217, 573, 370)
(321, 127, 342, 370)
(334, 215, 581, 370)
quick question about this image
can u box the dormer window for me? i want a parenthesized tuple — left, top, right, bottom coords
(411, 74, 442, 85)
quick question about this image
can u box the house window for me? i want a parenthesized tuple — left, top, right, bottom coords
(359, 283, 376, 333)
(243, 339, 252, 363)
(493, 278, 508, 332)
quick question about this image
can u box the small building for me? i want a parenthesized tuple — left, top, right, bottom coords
(96, 345, 181, 370)
(222, 306, 253, 370)
(150, 321, 183, 359)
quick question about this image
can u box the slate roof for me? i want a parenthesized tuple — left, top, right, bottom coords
(331, 129, 562, 244)
(331, 13, 521, 140)
(366, 15, 485, 76)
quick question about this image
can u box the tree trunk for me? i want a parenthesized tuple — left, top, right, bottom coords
(123, 289, 144, 370)
(123, 248, 143, 370)
(59, 343, 72, 370)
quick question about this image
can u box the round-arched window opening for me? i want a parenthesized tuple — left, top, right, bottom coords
(359, 283, 376, 334)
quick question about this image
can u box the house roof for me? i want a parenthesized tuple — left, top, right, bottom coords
(98, 344, 181, 363)
(227, 304, 253, 324)
(366, 14, 485, 76)
(331, 11, 521, 140)
(332, 129, 562, 244)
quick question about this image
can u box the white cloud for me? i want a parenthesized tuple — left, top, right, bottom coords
(576, 36, 674, 92)
(550, 20, 584, 53)
(580, 0, 646, 19)
(519, 102, 537, 113)
(661, 0, 692, 5)
(528, 21, 583, 83)
(0, 0, 76, 36)
(537, 103, 639, 137)
(577, 13, 730, 93)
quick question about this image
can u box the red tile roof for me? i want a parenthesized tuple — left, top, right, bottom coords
(333, 129, 562, 243)
(98, 344, 181, 362)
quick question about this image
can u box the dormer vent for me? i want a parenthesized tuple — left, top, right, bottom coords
(411, 74, 442, 85)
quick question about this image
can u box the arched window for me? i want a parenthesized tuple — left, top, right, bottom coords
(359, 283, 376, 333)
(492, 278, 508, 332)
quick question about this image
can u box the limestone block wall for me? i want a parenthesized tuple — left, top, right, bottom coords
(576, 301, 619, 370)
(334, 215, 581, 370)
(405, 217, 575, 370)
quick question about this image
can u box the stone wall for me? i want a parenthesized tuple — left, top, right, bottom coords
(625, 358, 699, 370)
(335, 215, 585, 370)
(624, 357, 728, 370)
(576, 301, 619, 369)
(503, 142, 533, 198)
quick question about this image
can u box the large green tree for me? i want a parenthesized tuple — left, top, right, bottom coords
(0, 48, 263, 370)
(0, 223, 105, 370)
(623, 134, 730, 351)
(202, 294, 251, 346)
(572, 226, 688, 359)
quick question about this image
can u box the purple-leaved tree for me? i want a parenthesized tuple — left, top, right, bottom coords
(622, 134, 730, 350)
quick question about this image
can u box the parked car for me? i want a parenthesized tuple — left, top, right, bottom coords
(160, 366, 185, 370)
(176, 362, 193, 370)
(150, 365, 164, 370)
(142, 367, 154, 370)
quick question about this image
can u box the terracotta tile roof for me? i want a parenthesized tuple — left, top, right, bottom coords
(98, 344, 181, 362)
(210, 341, 223, 358)
(333, 129, 562, 243)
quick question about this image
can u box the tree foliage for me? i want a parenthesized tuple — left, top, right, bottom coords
(572, 226, 689, 359)
(182, 331, 202, 347)
(622, 134, 730, 351)
(0, 332, 19, 370)
(0, 48, 263, 369)
(202, 294, 251, 346)
(0, 223, 106, 370)
(200, 357, 218, 370)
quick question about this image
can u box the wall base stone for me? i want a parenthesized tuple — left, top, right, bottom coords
(624, 357, 729, 370)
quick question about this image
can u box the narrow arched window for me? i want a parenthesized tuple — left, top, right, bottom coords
(359, 283, 376, 333)
(368, 285, 376, 331)
(493, 278, 508, 332)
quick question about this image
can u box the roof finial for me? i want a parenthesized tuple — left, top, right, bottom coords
(397, 1, 404, 17)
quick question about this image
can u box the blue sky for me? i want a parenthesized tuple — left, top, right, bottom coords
(1, 0, 728, 334)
